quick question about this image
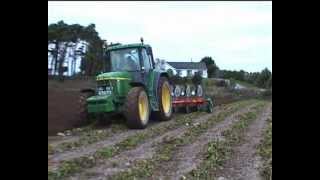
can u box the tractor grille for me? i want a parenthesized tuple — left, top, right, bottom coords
(96, 80, 116, 96)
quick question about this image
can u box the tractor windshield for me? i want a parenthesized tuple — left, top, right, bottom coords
(110, 48, 140, 72)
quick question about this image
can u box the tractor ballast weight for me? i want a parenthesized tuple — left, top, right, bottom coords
(81, 39, 173, 129)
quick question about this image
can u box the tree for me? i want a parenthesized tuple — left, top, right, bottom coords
(48, 21, 105, 79)
(200, 56, 219, 78)
(266, 75, 272, 89)
(255, 68, 272, 88)
(192, 71, 203, 85)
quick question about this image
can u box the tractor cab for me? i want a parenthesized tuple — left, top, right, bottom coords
(104, 42, 157, 86)
(106, 42, 155, 71)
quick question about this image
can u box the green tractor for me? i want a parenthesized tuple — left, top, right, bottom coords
(80, 39, 172, 129)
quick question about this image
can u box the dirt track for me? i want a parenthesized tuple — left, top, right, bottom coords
(48, 99, 272, 180)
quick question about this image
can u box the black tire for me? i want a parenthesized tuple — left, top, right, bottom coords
(124, 87, 150, 129)
(155, 77, 173, 121)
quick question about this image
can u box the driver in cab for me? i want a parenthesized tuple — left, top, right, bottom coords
(124, 54, 138, 70)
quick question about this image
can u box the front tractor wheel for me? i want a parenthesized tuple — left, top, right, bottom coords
(124, 87, 150, 129)
(155, 77, 173, 121)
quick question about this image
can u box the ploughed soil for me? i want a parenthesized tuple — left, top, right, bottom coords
(48, 79, 95, 135)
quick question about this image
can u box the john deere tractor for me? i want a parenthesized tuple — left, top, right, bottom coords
(80, 39, 172, 129)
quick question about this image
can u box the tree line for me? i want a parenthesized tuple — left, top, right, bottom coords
(200, 56, 272, 89)
(48, 21, 106, 80)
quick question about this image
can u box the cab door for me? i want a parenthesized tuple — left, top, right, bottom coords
(140, 48, 152, 82)
(140, 48, 158, 110)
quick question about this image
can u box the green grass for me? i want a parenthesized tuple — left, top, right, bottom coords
(257, 118, 272, 180)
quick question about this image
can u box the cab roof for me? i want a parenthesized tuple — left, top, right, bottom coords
(106, 43, 151, 51)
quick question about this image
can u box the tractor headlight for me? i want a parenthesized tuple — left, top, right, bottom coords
(191, 90, 195, 96)
(181, 91, 185, 96)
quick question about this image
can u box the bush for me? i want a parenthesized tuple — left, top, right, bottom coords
(261, 89, 272, 98)
(203, 78, 214, 88)
(192, 72, 203, 85)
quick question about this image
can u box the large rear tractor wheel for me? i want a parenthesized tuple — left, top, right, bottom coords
(124, 87, 150, 129)
(155, 77, 173, 121)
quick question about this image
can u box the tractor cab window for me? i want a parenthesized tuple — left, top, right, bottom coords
(141, 48, 151, 71)
(110, 48, 140, 72)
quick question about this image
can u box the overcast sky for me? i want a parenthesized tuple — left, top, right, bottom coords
(48, 1, 272, 72)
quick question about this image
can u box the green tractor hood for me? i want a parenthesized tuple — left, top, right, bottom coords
(86, 71, 133, 113)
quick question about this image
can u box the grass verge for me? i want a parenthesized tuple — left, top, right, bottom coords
(257, 118, 272, 180)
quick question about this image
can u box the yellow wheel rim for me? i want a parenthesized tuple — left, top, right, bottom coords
(138, 91, 149, 123)
(162, 83, 171, 114)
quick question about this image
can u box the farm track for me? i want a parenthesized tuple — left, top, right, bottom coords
(48, 99, 267, 180)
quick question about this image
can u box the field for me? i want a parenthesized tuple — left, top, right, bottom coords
(48, 95, 272, 180)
